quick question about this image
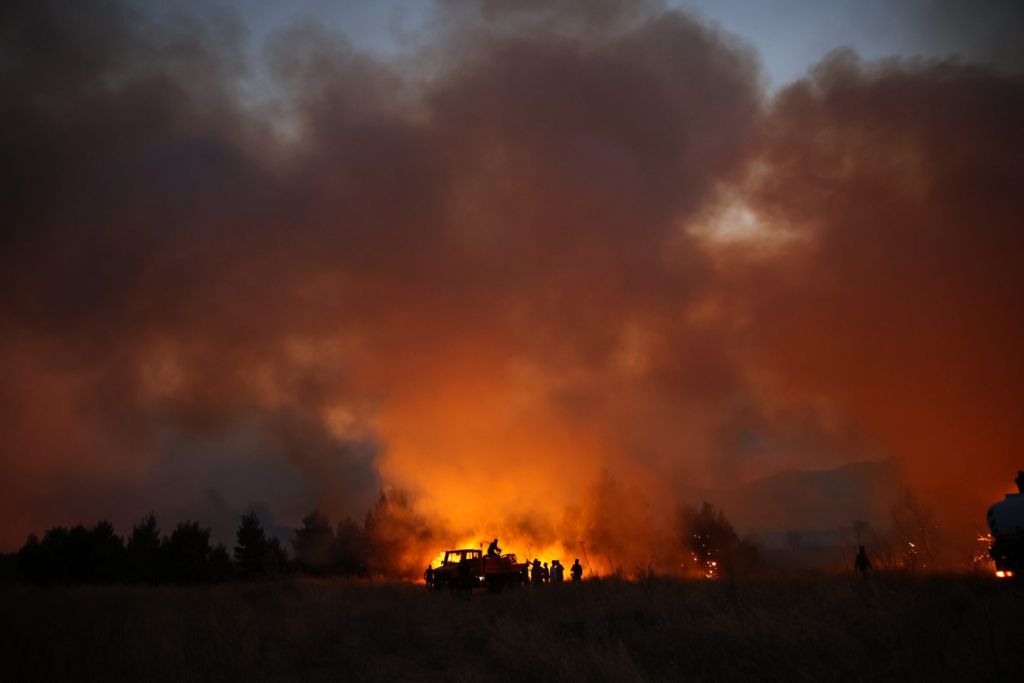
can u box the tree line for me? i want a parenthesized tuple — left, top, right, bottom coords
(0, 512, 290, 584)
(0, 492, 762, 584)
(0, 490, 427, 584)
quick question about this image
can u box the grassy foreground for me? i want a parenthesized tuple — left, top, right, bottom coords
(2, 575, 1020, 682)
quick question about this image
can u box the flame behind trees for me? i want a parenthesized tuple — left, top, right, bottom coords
(890, 489, 942, 572)
(363, 490, 437, 578)
(290, 490, 435, 579)
(568, 469, 659, 577)
(677, 502, 758, 579)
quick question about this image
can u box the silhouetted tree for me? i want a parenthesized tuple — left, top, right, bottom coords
(15, 522, 127, 583)
(678, 502, 751, 579)
(163, 521, 212, 582)
(293, 509, 335, 574)
(209, 543, 234, 582)
(235, 511, 266, 575)
(266, 537, 287, 574)
(10, 515, 238, 584)
(17, 533, 45, 583)
(891, 488, 941, 571)
(87, 520, 125, 582)
(363, 490, 433, 578)
(126, 513, 162, 582)
(53, 526, 86, 581)
(332, 518, 369, 576)
(235, 511, 285, 577)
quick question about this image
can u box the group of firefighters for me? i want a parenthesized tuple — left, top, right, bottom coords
(521, 557, 583, 584)
(423, 538, 584, 590)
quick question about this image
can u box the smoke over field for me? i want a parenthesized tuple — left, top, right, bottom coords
(1, 0, 1022, 573)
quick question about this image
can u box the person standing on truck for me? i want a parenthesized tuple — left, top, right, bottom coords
(854, 545, 872, 577)
(570, 558, 583, 583)
(487, 538, 502, 557)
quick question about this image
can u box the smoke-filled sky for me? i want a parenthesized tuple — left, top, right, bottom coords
(2, 0, 1023, 553)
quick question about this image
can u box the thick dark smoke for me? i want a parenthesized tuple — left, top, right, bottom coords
(1, 0, 1022, 561)
(736, 49, 1024, 532)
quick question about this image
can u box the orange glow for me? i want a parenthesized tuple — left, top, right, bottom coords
(995, 570, 1013, 579)
(426, 536, 583, 576)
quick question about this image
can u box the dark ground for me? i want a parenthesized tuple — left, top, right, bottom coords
(1, 574, 1020, 682)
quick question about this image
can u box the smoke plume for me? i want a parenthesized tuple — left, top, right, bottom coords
(1, 1, 1022, 570)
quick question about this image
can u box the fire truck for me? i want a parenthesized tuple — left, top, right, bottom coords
(430, 548, 527, 591)
(988, 479, 1024, 578)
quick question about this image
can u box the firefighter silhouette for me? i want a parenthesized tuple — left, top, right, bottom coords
(487, 538, 501, 557)
(854, 545, 872, 576)
(570, 558, 583, 582)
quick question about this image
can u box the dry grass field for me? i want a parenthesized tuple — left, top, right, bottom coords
(2, 575, 1020, 682)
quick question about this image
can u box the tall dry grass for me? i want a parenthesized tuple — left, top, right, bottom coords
(1, 574, 1021, 682)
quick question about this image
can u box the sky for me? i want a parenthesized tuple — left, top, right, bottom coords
(138, 0, 1024, 88)
(2, 0, 1023, 566)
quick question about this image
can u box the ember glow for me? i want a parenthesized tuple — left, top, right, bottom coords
(2, 1, 1023, 576)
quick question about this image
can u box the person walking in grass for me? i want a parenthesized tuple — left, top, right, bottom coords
(854, 545, 872, 577)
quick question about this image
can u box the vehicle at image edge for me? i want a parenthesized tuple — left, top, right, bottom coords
(988, 490, 1024, 579)
(430, 548, 528, 591)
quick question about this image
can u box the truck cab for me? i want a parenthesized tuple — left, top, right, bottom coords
(430, 547, 526, 591)
(443, 549, 481, 565)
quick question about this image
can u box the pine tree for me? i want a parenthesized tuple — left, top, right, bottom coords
(126, 513, 161, 582)
(293, 509, 335, 574)
(164, 521, 212, 582)
(209, 543, 234, 581)
(234, 511, 267, 576)
(88, 520, 125, 582)
(332, 518, 369, 576)
(235, 511, 285, 576)
(679, 502, 739, 579)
